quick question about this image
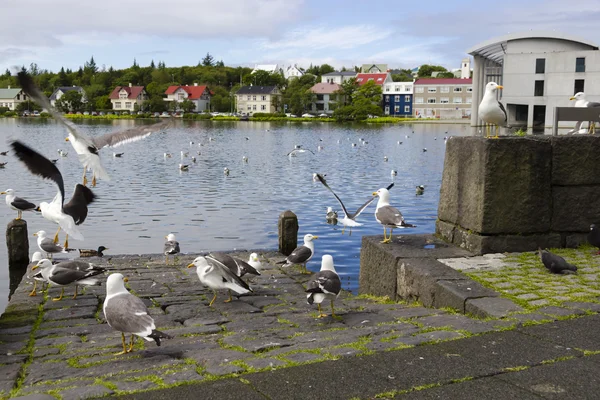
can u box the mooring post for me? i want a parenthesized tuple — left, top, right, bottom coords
(6, 219, 29, 296)
(278, 210, 298, 256)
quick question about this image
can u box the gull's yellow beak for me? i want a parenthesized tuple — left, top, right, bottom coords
(0, 192, 5, 195)
(313, 236, 319, 240)
(31, 263, 40, 270)
(123, 277, 129, 283)
(187, 263, 195, 268)
(372, 191, 378, 196)
(65, 137, 69, 142)
(497, 85, 504, 90)
(33, 232, 38, 237)
(570, 96, 576, 100)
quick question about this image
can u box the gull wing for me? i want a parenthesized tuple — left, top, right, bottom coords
(63, 184, 96, 225)
(205, 255, 252, 292)
(92, 120, 173, 149)
(498, 101, 508, 123)
(10, 141, 65, 206)
(316, 174, 350, 218)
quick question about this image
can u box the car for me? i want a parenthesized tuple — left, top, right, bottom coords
(301, 113, 315, 118)
(83, 111, 90, 116)
(76, 111, 82, 115)
(153, 112, 160, 117)
(318, 113, 328, 118)
(137, 111, 144, 115)
(32, 111, 40, 117)
(22, 111, 30, 117)
(160, 112, 170, 118)
(91, 111, 98, 116)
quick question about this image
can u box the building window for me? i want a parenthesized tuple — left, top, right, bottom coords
(453, 87, 462, 93)
(415, 97, 424, 104)
(385, 96, 389, 103)
(385, 86, 390, 92)
(125, 102, 132, 109)
(114, 102, 121, 108)
(466, 98, 472, 104)
(574, 79, 585, 94)
(427, 87, 436, 93)
(384, 106, 389, 115)
(427, 98, 436, 104)
(178, 93, 184, 100)
(247, 95, 251, 100)
(441, 87, 449, 93)
(576, 57, 585, 72)
(260, 96, 265, 101)
(316, 94, 324, 101)
(252, 95, 257, 101)
(252, 105, 257, 110)
(261, 105, 266, 111)
(534, 80, 544, 96)
(454, 97, 463, 103)
(466, 87, 473, 92)
(440, 98, 449, 104)
(535, 58, 545, 74)
(395, 86, 400, 92)
(415, 87, 424, 93)
(405, 95, 410, 102)
(394, 105, 400, 113)
(394, 95, 400, 102)
(119, 92, 127, 99)
(404, 105, 410, 113)
(405, 86, 411, 92)
(247, 106, 251, 110)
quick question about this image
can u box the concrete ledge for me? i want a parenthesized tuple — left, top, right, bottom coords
(466, 297, 524, 319)
(434, 280, 499, 313)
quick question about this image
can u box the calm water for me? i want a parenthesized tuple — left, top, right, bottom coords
(0, 118, 473, 313)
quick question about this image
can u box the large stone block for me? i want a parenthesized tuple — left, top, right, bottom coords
(552, 186, 600, 232)
(433, 279, 498, 313)
(465, 297, 523, 319)
(438, 137, 552, 235)
(552, 135, 600, 186)
(452, 225, 562, 255)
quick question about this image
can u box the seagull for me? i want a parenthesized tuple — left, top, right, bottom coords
(422, 148, 427, 152)
(247, 253, 263, 271)
(179, 164, 189, 171)
(187, 256, 252, 306)
(479, 81, 507, 139)
(538, 248, 578, 274)
(27, 251, 47, 296)
(104, 273, 172, 355)
(32, 258, 104, 301)
(11, 141, 95, 247)
(164, 153, 172, 159)
(189, 141, 194, 146)
(372, 187, 416, 244)
(245, 137, 250, 140)
(206, 253, 260, 302)
(568, 92, 600, 134)
(316, 174, 386, 235)
(397, 141, 402, 145)
(78, 246, 108, 258)
(18, 71, 171, 187)
(242, 156, 248, 162)
(1, 189, 38, 220)
(416, 185, 425, 195)
(277, 234, 318, 273)
(306, 255, 341, 318)
(287, 148, 315, 157)
(164, 233, 180, 265)
(181, 151, 189, 159)
(383, 156, 388, 162)
(326, 206, 338, 221)
(317, 146, 324, 151)
(191, 157, 197, 163)
(294, 144, 302, 149)
(351, 143, 357, 147)
(0, 162, 6, 168)
(588, 224, 600, 254)
(391, 170, 398, 177)
(223, 167, 230, 175)
(113, 152, 124, 158)
(34, 230, 68, 259)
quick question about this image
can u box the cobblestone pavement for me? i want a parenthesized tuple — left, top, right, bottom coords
(1, 250, 597, 399)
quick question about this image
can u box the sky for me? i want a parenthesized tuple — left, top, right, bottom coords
(1, 0, 600, 74)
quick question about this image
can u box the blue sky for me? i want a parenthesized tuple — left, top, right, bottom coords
(1, 0, 599, 73)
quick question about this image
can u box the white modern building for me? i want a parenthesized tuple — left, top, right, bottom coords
(321, 71, 357, 84)
(468, 31, 600, 128)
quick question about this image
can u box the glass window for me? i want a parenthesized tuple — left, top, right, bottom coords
(395, 86, 400, 92)
(125, 102, 131, 109)
(453, 87, 462, 92)
(252, 95, 257, 101)
(427, 98, 436, 104)
(247, 95, 251, 100)
(261, 104, 266, 110)
(415, 87, 424, 93)
(114, 102, 121, 108)
(574, 79, 585, 94)
(262, 96, 267, 101)
(317, 94, 324, 101)
(415, 97, 424, 104)
(384, 106, 389, 115)
(385, 95, 389, 102)
(404, 105, 410, 113)
(441, 87, 449, 93)
(428, 87, 436, 93)
(466, 87, 473, 92)
(440, 98, 449, 104)
(535, 58, 545, 74)
(466, 98, 472, 104)
(454, 97, 463, 103)
(394, 95, 400, 102)
(252, 104, 256, 110)
(405, 95, 411, 102)
(394, 105, 400, 113)
(576, 57, 585, 73)
(534, 80, 544, 96)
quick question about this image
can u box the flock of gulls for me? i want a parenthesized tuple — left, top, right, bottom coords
(0, 71, 427, 355)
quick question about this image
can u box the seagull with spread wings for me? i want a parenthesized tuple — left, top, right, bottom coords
(17, 71, 172, 187)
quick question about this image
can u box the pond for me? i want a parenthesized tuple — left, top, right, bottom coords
(0, 118, 474, 313)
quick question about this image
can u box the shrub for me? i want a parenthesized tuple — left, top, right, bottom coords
(4, 111, 17, 117)
(39, 112, 51, 118)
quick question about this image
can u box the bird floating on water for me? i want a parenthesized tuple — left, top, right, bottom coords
(391, 169, 397, 176)
(383, 156, 388, 162)
(179, 164, 189, 171)
(416, 185, 425, 195)
(164, 153, 172, 159)
(113, 152, 124, 158)
(287, 148, 315, 157)
(224, 167, 230, 175)
(242, 156, 248, 162)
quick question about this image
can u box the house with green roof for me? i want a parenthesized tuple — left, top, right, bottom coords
(0, 87, 28, 110)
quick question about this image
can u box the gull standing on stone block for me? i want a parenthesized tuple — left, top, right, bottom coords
(34, 230, 68, 259)
(1, 189, 37, 220)
(568, 92, 600, 134)
(27, 251, 46, 297)
(32, 259, 105, 301)
(206, 253, 260, 302)
(479, 82, 507, 139)
(164, 233, 180, 265)
(187, 256, 252, 306)
(306, 255, 341, 318)
(277, 234, 318, 273)
(104, 273, 172, 355)
(538, 248, 578, 274)
(248, 253, 263, 271)
(373, 187, 416, 244)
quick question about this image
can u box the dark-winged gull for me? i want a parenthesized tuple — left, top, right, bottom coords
(588, 224, 600, 254)
(187, 256, 252, 306)
(78, 246, 108, 258)
(34, 230, 68, 259)
(306, 255, 341, 318)
(1, 188, 37, 220)
(27, 251, 46, 297)
(11, 140, 95, 246)
(247, 253, 263, 271)
(277, 234, 318, 273)
(372, 187, 416, 244)
(479, 82, 507, 138)
(538, 249, 578, 274)
(164, 233, 180, 265)
(104, 273, 172, 354)
(317, 174, 392, 235)
(568, 92, 600, 134)
(416, 185, 425, 195)
(32, 259, 105, 301)
(18, 71, 171, 187)
(326, 207, 338, 221)
(206, 252, 260, 302)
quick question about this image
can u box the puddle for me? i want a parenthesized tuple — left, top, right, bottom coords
(423, 244, 436, 249)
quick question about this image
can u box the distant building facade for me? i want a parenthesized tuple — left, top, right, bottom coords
(309, 82, 341, 115)
(413, 78, 473, 119)
(321, 71, 357, 84)
(0, 87, 28, 110)
(251, 64, 281, 74)
(49, 86, 86, 107)
(283, 65, 304, 80)
(164, 84, 212, 112)
(235, 85, 281, 115)
(109, 84, 148, 111)
(361, 64, 388, 73)
(383, 82, 413, 116)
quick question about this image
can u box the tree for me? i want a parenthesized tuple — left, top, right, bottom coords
(417, 64, 447, 77)
(281, 74, 316, 115)
(392, 69, 413, 82)
(180, 98, 195, 113)
(57, 67, 70, 86)
(29, 63, 40, 76)
(95, 95, 111, 110)
(215, 60, 224, 67)
(332, 80, 381, 121)
(55, 90, 83, 112)
(244, 70, 285, 88)
(146, 96, 167, 112)
(336, 78, 359, 106)
(84, 56, 98, 74)
(16, 101, 42, 113)
(202, 53, 214, 67)
(437, 71, 456, 78)
(150, 60, 156, 69)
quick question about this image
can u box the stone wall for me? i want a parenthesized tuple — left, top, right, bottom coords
(436, 136, 600, 254)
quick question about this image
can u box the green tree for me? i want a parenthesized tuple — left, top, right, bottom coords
(336, 78, 359, 106)
(147, 96, 167, 112)
(281, 74, 316, 115)
(95, 95, 111, 110)
(55, 90, 83, 112)
(417, 64, 447, 77)
(57, 67, 70, 86)
(392, 69, 414, 82)
(150, 60, 156, 69)
(437, 71, 456, 78)
(332, 80, 381, 121)
(244, 70, 285, 87)
(16, 101, 42, 113)
(202, 53, 214, 67)
(84, 56, 98, 74)
(180, 98, 196, 113)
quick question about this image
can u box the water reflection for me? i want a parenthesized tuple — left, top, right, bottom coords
(0, 118, 473, 312)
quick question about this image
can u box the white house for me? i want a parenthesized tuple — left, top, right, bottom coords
(49, 86, 87, 107)
(235, 85, 281, 115)
(0, 87, 28, 110)
(284, 65, 304, 80)
(321, 71, 357, 84)
(109, 83, 148, 112)
(164, 84, 212, 112)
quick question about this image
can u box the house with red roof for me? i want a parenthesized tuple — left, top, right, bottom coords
(164, 83, 212, 112)
(109, 84, 148, 112)
(413, 78, 473, 119)
(355, 73, 393, 87)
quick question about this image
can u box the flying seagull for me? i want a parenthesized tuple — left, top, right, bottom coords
(316, 173, 392, 235)
(326, 206, 338, 221)
(1, 188, 38, 220)
(287, 148, 315, 157)
(372, 187, 416, 244)
(306, 255, 341, 318)
(164, 233, 180, 265)
(277, 234, 318, 273)
(479, 82, 507, 139)
(538, 248, 578, 274)
(187, 256, 252, 306)
(18, 71, 171, 187)
(568, 92, 600, 134)
(11, 141, 95, 246)
(104, 273, 172, 354)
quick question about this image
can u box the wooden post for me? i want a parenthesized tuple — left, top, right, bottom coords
(6, 219, 29, 297)
(278, 210, 298, 256)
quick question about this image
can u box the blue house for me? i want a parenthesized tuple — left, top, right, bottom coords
(383, 82, 414, 116)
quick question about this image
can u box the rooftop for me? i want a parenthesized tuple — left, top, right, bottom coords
(236, 85, 279, 95)
(310, 82, 341, 94)
(414, 78, 473, 85)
